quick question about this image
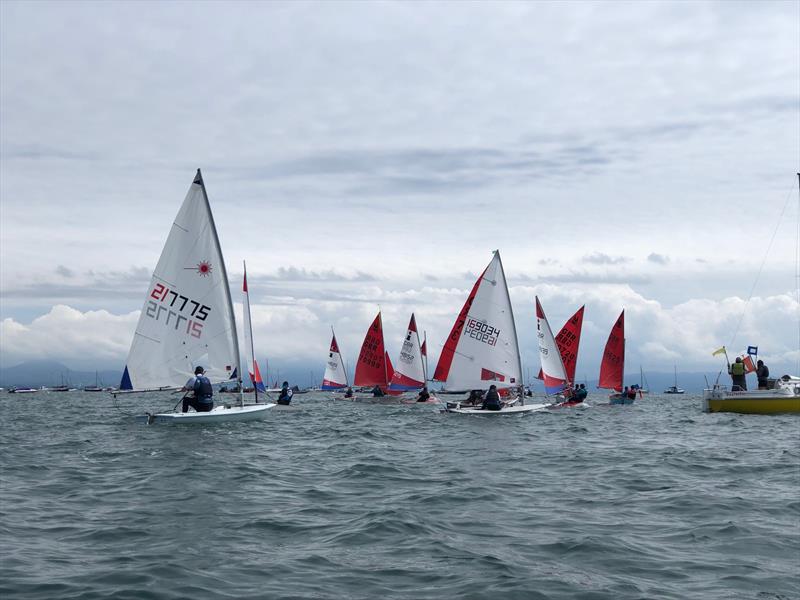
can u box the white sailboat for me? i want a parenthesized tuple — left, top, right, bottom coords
(389, 313, 426, 391)
(120, 169, 274, 423)
(663, 365, 685, 394)
(322, 328, 349, 390)
(433, 251, 548, 414)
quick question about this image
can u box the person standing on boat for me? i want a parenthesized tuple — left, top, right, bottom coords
(416, 386, 431, 403)
(277, 381, 293, 405)
(756, 360, 770, 390)
(182, 366, 214, 413)
(729, 357, 747, 391)
(481, 385, 502, 411)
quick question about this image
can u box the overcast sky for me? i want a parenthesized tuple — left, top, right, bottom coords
(1, 1, 799, 381)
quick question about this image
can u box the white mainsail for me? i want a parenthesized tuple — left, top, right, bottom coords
(120, 170, 240, 391)
(433, 251, 523, 391)
(535, 296, 569, 394)
(322, 329, 348, 390)
(389, 313, 425, 390)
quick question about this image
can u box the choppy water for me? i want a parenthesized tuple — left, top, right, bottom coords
(1, 391, 798, 600)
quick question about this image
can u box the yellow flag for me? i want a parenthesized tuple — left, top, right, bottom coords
(712, 346, 726, 356)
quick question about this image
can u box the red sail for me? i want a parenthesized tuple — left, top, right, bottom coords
(330, 334, 340, 354)
(536, 305, 584, 384)
(385, 351, 395, 381)
(598, 310, 625, 392)
(433, 265, 487, 382)
(354, 312, 389, 387)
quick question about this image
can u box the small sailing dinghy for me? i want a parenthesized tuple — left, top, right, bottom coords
(433, 251, 548, 415)
(121, 170, 274, 423)
(598, 310, 634, 405)
(352, 311, 394, 400)
(322, 328, 350, 397)
(536, 297, 585, 409)
(536, 305, 584, 388)
(389, 314, 426, 392)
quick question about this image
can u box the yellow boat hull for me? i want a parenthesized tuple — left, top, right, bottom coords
(704, 396, 800, 415)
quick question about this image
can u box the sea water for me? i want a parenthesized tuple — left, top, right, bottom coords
(1, 392, 798, 599)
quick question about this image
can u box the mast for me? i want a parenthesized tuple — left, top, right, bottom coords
(423, 330, 428, 383)
(195, 169, 243, 407)
(243, 260, 258, 404)
(495, 250, 524, 395)
(380, 311, 388, 388)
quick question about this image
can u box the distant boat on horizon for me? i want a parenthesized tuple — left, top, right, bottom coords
(664, 365, 685, 394)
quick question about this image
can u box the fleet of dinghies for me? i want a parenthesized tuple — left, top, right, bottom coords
(111, 170, 799, 422)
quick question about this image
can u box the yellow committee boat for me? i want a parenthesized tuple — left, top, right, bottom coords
(703, 376, 800, 415)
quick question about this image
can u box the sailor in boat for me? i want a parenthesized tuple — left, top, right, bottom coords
(728, 356, 747, 391)
(416, 386, 431, 403)
(567, 383, 588, 404)
(371, 385, 385, 398)
(626, 386, 637, 401)
(277, 381, 293, 405)
(756, 360, 770, 390)
(344, 386, 354, 398)
(466, 389, 484, 406)
(182, 366, 214, 413)
(481, 384, 502, 411)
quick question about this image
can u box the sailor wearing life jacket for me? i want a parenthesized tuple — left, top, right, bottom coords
(728, 357, 747, 391)
(182, 366, 214, 413)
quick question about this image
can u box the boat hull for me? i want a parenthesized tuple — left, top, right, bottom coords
(609, 395, 635, 405)
(442, 401, 549, 415)
(703, 386, 800, 415)
(137, 403, 276, 424)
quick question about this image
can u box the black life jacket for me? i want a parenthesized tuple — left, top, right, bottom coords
(194, 376, 213, 400)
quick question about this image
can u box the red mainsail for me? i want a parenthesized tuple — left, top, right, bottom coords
(354, 312, 389, 388)
(598, 310, 625, 392)
(537, 305, 584, 385)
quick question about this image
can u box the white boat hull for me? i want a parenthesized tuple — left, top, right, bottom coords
(442, 401, 550, 415)
(137, 403, 276, 424)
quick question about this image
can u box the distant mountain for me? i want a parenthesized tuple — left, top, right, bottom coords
(0, 360, 121, 388)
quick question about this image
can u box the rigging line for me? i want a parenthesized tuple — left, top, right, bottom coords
(728, 182, 796, 349)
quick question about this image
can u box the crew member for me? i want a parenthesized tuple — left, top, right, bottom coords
(277, 381, 293, 405)
(417, 386, 431, 403)
(729, 357, 747, 391)
(481, 384, 502, 411)
(182, 366, 214, 413)
(756, 360, 770, 390)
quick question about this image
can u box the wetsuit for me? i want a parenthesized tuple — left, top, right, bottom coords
(277, 386, 293, 405)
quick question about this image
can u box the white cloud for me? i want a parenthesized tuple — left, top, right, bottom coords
(1, 287, 797, 380)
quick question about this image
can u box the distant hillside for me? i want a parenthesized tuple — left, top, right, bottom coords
(0, 360, 121, 388)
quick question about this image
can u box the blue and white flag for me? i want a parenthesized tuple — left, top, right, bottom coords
(747, 345, 758, 356)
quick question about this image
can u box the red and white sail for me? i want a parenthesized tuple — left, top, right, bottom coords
(421, 333, 428, 382)
(354, 312, 391, 389)
(537, 305, 584, 385)
(322, 330, 348, 390)
(433, 251, 522, 391)
(599, 310, 625, 392)
(389, 314, 426, 390)
(535, 297, 568, 395)
(242, 262, 266, 393)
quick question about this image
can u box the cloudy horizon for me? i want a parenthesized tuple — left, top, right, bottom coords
(1, 1, 798, 381)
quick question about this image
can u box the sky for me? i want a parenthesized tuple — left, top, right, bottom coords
(1, 1, 799, 383)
